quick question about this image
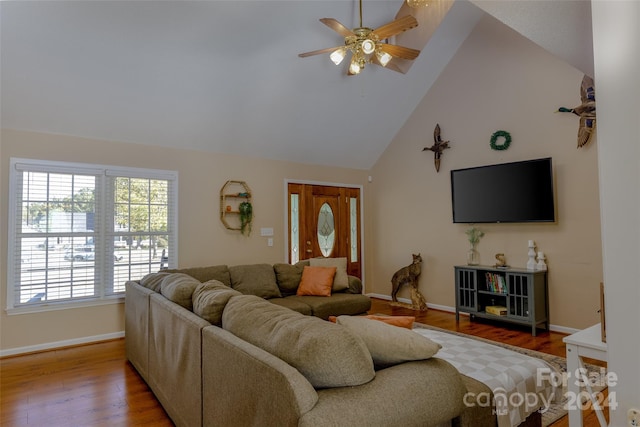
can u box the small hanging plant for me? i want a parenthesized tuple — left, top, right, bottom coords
(239, 201, 253, 236)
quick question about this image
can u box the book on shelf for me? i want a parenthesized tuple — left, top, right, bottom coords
(485, 305, 507, 316)
(484, 272, 506, 293)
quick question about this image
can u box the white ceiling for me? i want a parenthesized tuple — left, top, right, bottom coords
(0, 1, 592, 170)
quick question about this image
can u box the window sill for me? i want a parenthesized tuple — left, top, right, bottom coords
(6, 296, 124, 316)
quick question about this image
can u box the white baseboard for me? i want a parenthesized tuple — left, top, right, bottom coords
(1, 297, 582, 358)
(0, 331, 125, 358)
(366, 293, 578, 335)
(367, 293, 459, 314)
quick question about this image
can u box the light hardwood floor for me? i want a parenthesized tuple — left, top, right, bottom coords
(1, 298, 607, 426)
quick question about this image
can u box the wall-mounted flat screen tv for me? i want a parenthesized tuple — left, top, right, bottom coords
(450, 157, 555, 223)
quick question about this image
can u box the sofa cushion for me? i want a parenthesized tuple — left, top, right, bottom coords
(269, 297, 313, 315)
(309, 257, 349, 292)
(296, 266, 336, 297)
(160, 273, 201, 310)
(273, 263, 305, 296)
(229, 264, 282, 299)
(335, 315, 441, 368)
(140, 272, 171, 292)
(222, 295, 375, 388)
(192, 280, 242, 325)
(293, 293, 372, 320)
(163, 265, 231, 287)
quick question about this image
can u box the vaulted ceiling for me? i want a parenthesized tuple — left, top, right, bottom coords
(0, 1, 593, 169)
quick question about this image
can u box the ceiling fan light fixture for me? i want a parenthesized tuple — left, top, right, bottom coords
(361, 39, 376, 55)
(376, 50, 393, 67)
(330, 47, 347, 65)
(349, 58, 362, 75)
(407, 0, 431, 8)
(297, 1, 421, 76)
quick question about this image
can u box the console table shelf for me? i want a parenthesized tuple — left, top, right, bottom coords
(454, 265, 548, 336)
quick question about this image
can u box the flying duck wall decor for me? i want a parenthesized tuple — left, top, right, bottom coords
(557, 74, 596, 148)
(422, 123, 450, 172)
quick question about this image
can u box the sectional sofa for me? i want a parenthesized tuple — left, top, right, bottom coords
(125, 261, 496, 427)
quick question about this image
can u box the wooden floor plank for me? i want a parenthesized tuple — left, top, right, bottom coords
(0, 298, 606, 426)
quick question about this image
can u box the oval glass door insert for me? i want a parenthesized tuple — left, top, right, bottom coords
(317, 202, 335, 257)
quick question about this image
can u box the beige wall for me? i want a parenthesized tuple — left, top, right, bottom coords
(0, 129, 368, 353)
(366, 16, 603, 330)
(0, 14, 608, 353)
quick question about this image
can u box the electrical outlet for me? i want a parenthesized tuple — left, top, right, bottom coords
(629, 408, 640, 427)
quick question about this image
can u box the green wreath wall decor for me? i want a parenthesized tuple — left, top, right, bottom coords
(490, 130, 512, 151)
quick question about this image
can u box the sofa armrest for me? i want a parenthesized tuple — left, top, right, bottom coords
(125, 281, 154, 381)
(346, 275, 363, 294)
(202, 326, 319, 427)
(148, 294, 211, 427)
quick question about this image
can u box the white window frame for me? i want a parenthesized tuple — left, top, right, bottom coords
(7, 158, 178, 314)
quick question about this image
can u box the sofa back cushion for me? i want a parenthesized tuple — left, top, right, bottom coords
(160, 273, 201, 311)
(192, 280, 242, 325)
(222, 295, 375, 388)
(229, 264, 282, 299)
(273, 262, 305, 296)
(140, 272, 171, 292)
(163, 265, 231, 287)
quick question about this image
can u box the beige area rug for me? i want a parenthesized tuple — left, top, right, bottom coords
(411, 322, 606, 427)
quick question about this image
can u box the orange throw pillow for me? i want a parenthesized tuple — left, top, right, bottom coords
(296, 266, 337, 297)
(328, 315, 415, 329)
(365, 315, 415, 329)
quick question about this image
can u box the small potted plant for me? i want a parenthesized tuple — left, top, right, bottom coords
(239, 201, 253, 236)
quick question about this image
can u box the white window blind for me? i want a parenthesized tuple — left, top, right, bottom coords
(7, 158, 177, 311)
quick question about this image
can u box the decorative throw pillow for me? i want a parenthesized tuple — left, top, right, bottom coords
(309, 257, 349, 292)
(328, 315, 415, 330)
(160, 273, 201, 310)
(229, 264, 282, 299)
(364, 315, 415, 329)
(335, 315, 441, 368)
(192, 280, 242, 326)
(222, 295, 375, 388)
(296, 266, 337, 297)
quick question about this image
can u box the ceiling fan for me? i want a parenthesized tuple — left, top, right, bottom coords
(298, 0, 421, 75)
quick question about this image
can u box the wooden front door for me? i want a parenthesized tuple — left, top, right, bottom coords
(287, 183, 361, 278)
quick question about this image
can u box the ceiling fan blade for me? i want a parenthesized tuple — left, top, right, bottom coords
(319, 18, 355, 37)
(371, 15, 418, 40)
(379, 43, 420, 60)
(298, 46, 343, 58)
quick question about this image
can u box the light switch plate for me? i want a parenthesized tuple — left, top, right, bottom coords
(260, 227, 274, 236)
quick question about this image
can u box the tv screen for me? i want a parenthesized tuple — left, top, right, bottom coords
(451, 158, 555, 223)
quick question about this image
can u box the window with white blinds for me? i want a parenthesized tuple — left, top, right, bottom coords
(7, 158, 178, 312)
